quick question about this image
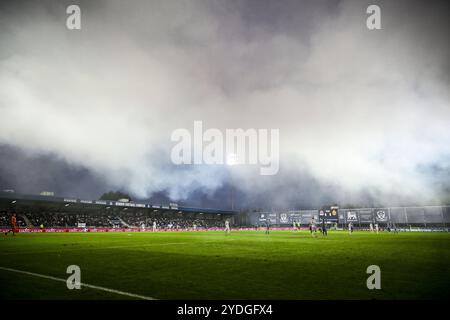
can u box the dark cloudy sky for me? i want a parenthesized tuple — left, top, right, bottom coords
(0, 0, 449, 209)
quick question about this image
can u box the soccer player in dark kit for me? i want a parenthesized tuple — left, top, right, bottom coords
(321, 220, 328, 236)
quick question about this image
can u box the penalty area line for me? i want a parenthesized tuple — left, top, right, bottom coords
(0, 266, 157, 300)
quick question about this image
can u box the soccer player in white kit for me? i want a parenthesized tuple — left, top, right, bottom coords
(375, 223, 379, 234)
(225, 219, 231, 234)
(152, 221, 157, 232)
(369, 223, 374, 232)
(348, 222, 353, 235)
(310, 218, 317, 237)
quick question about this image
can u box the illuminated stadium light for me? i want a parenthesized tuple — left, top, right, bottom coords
(11, 200, 16, 204)
(64, 203, 70, 207)
(226, 153, 238, 166)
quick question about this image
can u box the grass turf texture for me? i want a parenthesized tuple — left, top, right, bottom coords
(0, 231, 449, 300)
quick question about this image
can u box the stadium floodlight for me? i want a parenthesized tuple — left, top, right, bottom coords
(64, 203, 70, 207)
(11, 200, 16, 204)
(226, 153, 238, 166)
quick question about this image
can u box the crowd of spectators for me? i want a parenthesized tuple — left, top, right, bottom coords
(0, 211, 115, 228)
(0, 211, 228, 229)
(27, 212, 77, 227)
(119, 211, 226, 228)
(129, 217, 226, 229)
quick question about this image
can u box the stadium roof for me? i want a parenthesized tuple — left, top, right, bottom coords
(0, 191, 237, 215)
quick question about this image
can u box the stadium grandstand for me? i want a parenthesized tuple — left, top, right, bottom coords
(2, 190, 449, 232)
(0, 191, 236, 230)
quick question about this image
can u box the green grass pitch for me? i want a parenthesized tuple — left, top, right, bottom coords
(0, 230, 449, 300)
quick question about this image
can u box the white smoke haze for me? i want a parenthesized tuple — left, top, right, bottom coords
(0, 0, 448, 206)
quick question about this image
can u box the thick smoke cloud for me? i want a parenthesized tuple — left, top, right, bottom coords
(0, 0, 449, 208)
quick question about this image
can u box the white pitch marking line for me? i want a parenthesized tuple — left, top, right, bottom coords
(0, 266, 156, 300)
